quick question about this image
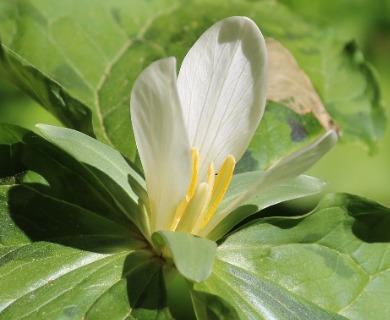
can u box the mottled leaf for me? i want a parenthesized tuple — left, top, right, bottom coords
(195, 194, 390, 319)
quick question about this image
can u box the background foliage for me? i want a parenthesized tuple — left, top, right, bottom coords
(280, 0, 390, 207)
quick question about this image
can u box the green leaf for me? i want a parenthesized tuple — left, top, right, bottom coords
(152, 231, 217, 283)
(195, 193, 390, 319)
(0, 0, 384, 164)
(0, 124, 138, 231)
(0, 123, 150, 240)
(195, 261, 344, 319)
(0, 43, 94, 137)
(189, 290, 239, 320)
(0, 179, 171, 319)
(0, 125, 27, 177)
(35, 124, 150, 240)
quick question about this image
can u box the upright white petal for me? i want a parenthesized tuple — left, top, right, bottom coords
(200, 130, 338, 236)
(177, 16, 268, 179)
(130, 58, 192, 231)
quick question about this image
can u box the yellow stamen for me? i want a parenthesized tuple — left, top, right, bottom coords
(207, 162, 215, 187)
(200, 155, 235, 228)
(176, 182, 209, 232)
(191, 162, 215, 233)
(171, 150, 235, 234)
(170, 148, 199, 230)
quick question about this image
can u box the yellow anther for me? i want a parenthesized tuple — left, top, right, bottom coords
(170, 148, 199, 230)
(200, 155, 235, 228)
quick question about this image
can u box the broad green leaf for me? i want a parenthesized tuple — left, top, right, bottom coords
(35, 124, 150, 240)
(0, 0, 179, 160)
(195, 194, 390, 319)
(194, 260, 344, 319)
(0, 123, 150, 240)
(152, 231, 217, 283)
(0, 77, 62, 131)
(0, 0, 384, 166)
(0, 43, 94, 137)
(190, 290, 239, 320)
(0, 179, 171, 319)
(0, 124, 134, 228)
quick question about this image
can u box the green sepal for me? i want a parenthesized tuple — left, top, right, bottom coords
(206, 172, 326, 240)
(152, 231, 217, 283)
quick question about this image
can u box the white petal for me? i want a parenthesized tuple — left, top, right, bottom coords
(177, 16, 268, 179)
(202, 130, 338, 234)
(130, 58, 192, 231)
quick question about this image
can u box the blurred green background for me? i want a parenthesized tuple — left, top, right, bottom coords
(1, 0, 388, 206)
(279, 0, 390, 206)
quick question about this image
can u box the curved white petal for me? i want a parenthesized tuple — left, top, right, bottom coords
(130, 58, 192, 231)
(201, 130, 338, 236)
(177, 16, 268, 179)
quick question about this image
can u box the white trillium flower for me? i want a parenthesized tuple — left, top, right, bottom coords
(130, 16, 337, 240)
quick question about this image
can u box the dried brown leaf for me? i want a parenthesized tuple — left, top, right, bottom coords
(266, 38, 338, 132)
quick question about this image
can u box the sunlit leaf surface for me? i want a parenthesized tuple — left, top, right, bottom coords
(195, 194, 390, 319)
(0, 125, 171, 319)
